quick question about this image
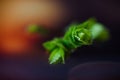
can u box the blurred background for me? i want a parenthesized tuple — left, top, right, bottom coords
(0, 0, 120, 80)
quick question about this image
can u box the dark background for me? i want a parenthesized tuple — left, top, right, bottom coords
(66, 0, 120, 64)
(1, 0, 120, 80)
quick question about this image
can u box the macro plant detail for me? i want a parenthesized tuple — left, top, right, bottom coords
(43, 18, 110, 64)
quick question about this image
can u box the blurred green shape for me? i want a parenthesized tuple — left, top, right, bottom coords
(90, 23, 110, 42)
(27, 24, 48, 35)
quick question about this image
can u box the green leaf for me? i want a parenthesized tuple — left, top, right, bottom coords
(43, 41, 56, 52)
(64, 23, 77, 39)
(63, 26, 79, 49)
(49, 48, 65, 64)
(43, 38, 68, 52)
(72, 28, 92, 45)
(64, 23, 92, 47)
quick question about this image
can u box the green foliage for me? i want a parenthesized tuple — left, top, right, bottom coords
(49, 47, 65, 64)
(43, 18, 110, 64)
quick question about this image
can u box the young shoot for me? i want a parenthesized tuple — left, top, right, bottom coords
(43, 18, 110, 64)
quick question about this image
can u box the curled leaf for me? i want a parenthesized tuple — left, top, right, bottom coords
(72, 28, 92, 45)
(43, 38, 67, 52)
(49, 48, 65, 64)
